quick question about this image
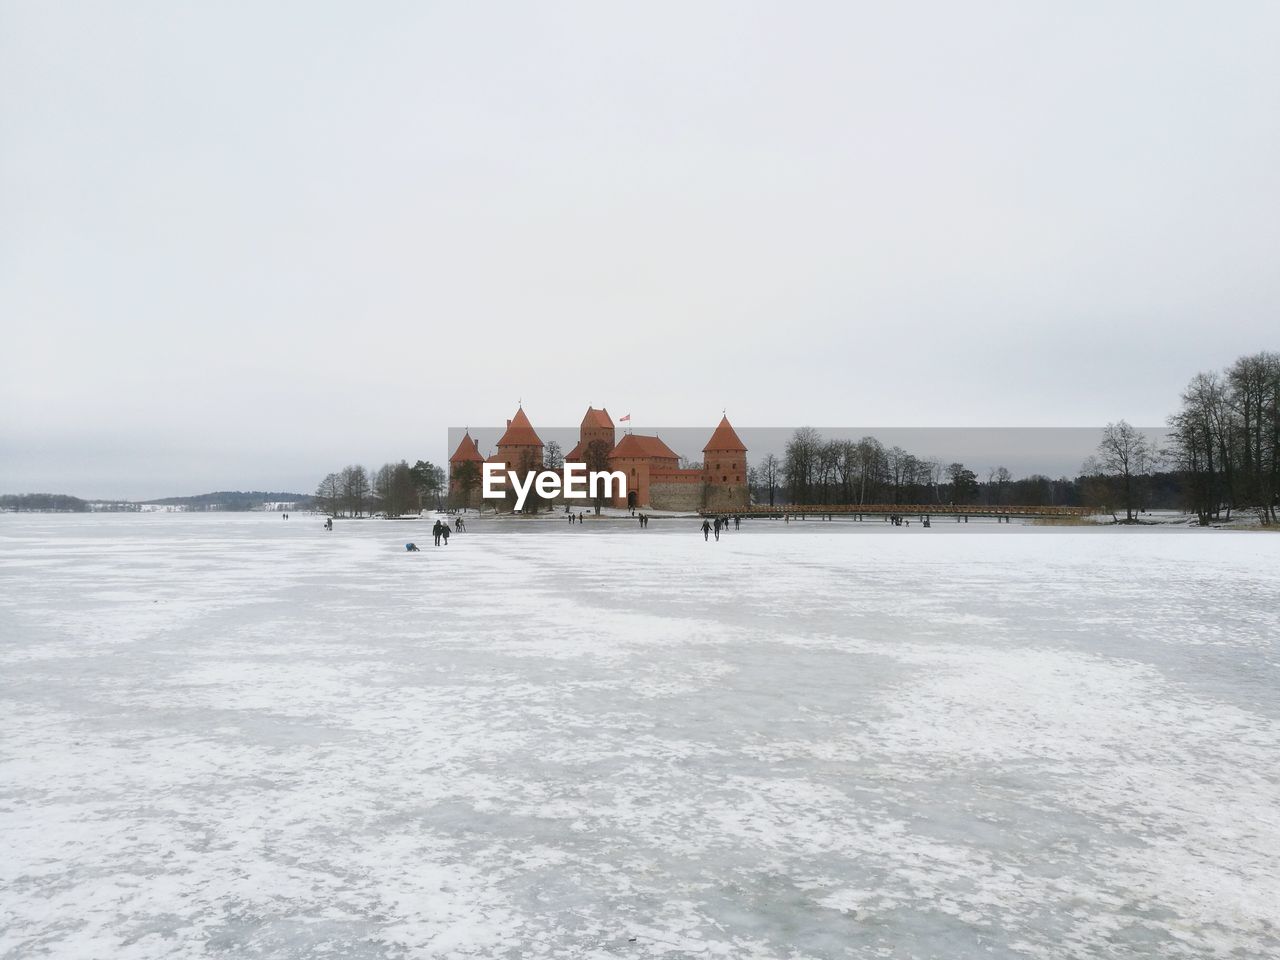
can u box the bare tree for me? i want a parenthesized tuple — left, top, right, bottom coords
(925, 458, 945, 503)
(783, 427, 822, 504)
(1226, 352, 1280, 523)
(314, 473, 341, 518)
(1095, 421, 1157, 521)
(340, 464, 371, 517)
(544, 441, 564, 471)
(885, 447, 911, 503)
(757, 453, 781, 506)
(375, 461, 418, 517)
(855, 437, 885, 504)
(1168, 372, 1228, 523)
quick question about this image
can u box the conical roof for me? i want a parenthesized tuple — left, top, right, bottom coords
(496, 406, 543, 448)
(449, 432, 484, 463)
(702, 415, 746, 453)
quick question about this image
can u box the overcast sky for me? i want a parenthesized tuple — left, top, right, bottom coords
(2, 2, 1277, 498)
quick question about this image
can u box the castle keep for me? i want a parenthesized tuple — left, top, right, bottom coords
(449, 406, 748, 512)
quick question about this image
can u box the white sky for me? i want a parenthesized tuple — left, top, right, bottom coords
(2, 1, 1278, 498)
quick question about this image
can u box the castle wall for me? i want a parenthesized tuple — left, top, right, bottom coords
(704, 483, 749, 513)
(649, 472, 704, 512)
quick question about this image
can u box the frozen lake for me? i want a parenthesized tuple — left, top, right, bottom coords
(2, 513, 1279, 959)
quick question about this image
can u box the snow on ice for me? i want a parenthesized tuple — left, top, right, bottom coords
(1, 513, 1279, 959)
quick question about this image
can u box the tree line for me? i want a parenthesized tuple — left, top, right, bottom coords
(756, 349, 1277, 524)
(1167, 351, 1279, 524)
(753, 430, 1082, 509)
(0, 493, 89, 512)
(314, 461, 445, 518)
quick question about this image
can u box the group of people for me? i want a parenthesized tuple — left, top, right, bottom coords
(700, 515, 741, 541)
(636, 513, 650, 527)
(887, 515, 932, 528)
(404, 515, 466, 551)
(566, 512, 588, 524)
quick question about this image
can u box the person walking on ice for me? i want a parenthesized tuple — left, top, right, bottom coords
(701, 519, 712, 541)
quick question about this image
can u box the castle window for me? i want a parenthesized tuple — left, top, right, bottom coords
(722, 475, 727, 482)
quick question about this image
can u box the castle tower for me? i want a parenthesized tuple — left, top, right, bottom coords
(702, 414, 748, 510)
(448, 431, 484, 509)
(580, 407, 615, 452)
(495, 405, 544, 471)
(568, 406, 615, 462)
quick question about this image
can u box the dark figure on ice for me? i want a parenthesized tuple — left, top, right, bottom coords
(713, 518, 722, 541)
(405, 542, 419, 552)
(734, 515, 740, 530)
(454, 516, 465, 532)
(441, 525, 450, 545)
(432, 521, 443, 546)
(324, 518, 333, 531)
(701, 519, 712, 541)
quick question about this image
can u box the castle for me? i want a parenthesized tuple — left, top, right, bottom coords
(449, 406, 748, 512)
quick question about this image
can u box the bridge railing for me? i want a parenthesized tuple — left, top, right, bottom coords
(699, 503, 1092, 518)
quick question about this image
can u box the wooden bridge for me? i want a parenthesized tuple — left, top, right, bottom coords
(699, 503, 1092, 521)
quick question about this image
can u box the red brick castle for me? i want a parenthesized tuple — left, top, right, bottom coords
(449, 406, 748, 512)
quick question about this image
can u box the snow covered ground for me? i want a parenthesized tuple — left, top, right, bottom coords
(2, 513, 1278, 959)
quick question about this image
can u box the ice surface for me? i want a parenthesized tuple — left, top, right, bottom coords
(2, 513, 1279, 959)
